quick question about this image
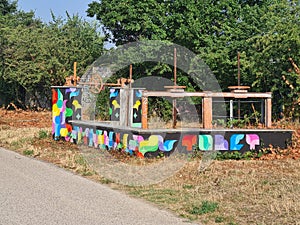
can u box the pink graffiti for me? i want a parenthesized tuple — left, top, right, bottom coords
(246, 134, 260, 150)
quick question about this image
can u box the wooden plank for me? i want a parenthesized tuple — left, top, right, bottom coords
(120, 89, 129, 126)
(202, 96, 212, 129)
(142, 91, 206, 98)
(128, 89, 134, 127)
(142, 91, 272, 99)
(141, 96, 148, 129)
(265, 97, 272, 128)
(208, 92, 272, 98)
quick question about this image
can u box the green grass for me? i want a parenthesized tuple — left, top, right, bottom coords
(23, 149, 34, 156)
(188, 201, 219, 215)
(38, 129, 49, 139)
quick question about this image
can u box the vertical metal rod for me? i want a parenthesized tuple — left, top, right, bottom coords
(173, 48, 177, 128)
(260, 99, 265, 124)
(230, 99, 234, 128)
(174, 48, 177, 86)
(237, 52, 241, 120)
(238, 100, 241, 120)
(237, 52, 240, 86)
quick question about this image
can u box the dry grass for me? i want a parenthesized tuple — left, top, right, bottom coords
(0, 109, 299, 224)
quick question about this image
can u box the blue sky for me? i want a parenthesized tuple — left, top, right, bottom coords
(17, 0, 94, 23)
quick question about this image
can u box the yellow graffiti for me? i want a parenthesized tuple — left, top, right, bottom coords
(72, 100, 82, 111)
(123, 134, 128, 149)
(60, 128, 68, 137)
(133, 100, 141, 110)
(112, 100, 120, 110)
(52, 104, 60, 116)
(98, 134, 104, 145)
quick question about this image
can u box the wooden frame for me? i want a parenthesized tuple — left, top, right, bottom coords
(141, 91, 272, 129)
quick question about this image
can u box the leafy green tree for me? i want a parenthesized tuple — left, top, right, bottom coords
(0, 4, 104, 108)
(88, 0, 300, 119)
(0, 0, 17, 15)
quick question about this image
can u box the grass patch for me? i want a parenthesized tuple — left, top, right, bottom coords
(1, 110, 300, 225)
(188, 201, 219, 215)
(23, 149, 34, 156)
(215, 216, 225, 223)
(38, 129, 49, 139)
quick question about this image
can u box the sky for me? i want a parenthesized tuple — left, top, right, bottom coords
(17, 0, 94, 23)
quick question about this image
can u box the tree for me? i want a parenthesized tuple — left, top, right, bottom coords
(88, 0, 300, 119)
(0, 3, 105, 108)
(0, 0, 17, 15)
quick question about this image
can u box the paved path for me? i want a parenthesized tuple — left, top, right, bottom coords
(0, 148, 195, 225)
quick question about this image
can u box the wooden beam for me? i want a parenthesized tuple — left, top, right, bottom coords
(142, 91, 206, 98)
(265, 97, 272, 128)
(142, 91, 271, 99)
(141, 96, 148, 129)
(202, 96, 213, 129)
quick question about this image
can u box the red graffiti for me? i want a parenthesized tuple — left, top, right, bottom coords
(182, 135, 197, 151)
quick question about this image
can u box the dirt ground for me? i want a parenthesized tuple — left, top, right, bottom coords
(0, 108, 300, 225)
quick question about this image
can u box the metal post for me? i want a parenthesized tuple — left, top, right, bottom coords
(230, 99, 234, 128)
(237, 52, 241, 120)
(172, 48, 177, 129)
(260, 99, 265, 124)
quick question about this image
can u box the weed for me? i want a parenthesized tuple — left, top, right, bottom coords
(188, 201, 219, 215)
(11, 141, 22, 149)
(215, 216, 225, 223)
(183, 184, 194, 189)
(75, 154, 87, 166)
(23, 150, 34, 156)
(215, 151, 262, 160)
(100, 178, 113, 184)
(38, 129, 48, 139)
(228, 222, 238, 225)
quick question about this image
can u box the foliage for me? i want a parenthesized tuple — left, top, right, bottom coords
(38, 129, 49, 139)
(23, 149, 34, 156)
(0, 0, 17, 15)
(88, 0, 300, 119)
(188, 201, 219, 215)
(0, 2, 104, 108)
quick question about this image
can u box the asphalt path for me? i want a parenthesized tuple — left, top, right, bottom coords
(0, 148, 196, 225)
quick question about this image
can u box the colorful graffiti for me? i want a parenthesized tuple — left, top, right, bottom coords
(70, 124, 263, 157)
(52, 87, 292, 156)
(52, 87, 82, 140)
(109, 89, 120, 121)
(179, 133, 260, 151)
(132, 90, 142, 128)
(70, 125, 178, 157)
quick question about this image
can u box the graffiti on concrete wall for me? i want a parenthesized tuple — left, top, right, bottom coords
(132, 89, 142, 128)
(52, 87, 82, 140)
(70, 125, 178, 157)
(109, 89, 120, 121)
(181, 134, 260, 151)
(70, 124, 262, 157)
